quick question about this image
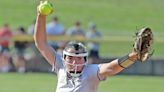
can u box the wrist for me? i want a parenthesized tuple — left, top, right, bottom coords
(37, 12, 46, 17)
(118, 55, 135, 68)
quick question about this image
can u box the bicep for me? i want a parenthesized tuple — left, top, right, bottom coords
(98, 59, 124, 78)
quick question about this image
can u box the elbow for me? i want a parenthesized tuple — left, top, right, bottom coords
(109, 67, 124, 76)
(34, 42, 46, 51)
(34, 42, 41, 50)
(34, 42, 40, 49)
(100, 69, 114, 77)
(33, 37, 45, 51)
(106, 69, 116, 77)
(106, 68, 123, 77)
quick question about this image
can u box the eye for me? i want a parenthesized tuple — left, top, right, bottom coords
(77, 57, 83, 60)
(67, 56, 73, 60)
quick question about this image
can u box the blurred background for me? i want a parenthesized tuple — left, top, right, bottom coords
(0, 0, 164, 92)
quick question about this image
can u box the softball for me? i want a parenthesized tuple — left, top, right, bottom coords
(38, 1, 53, 16)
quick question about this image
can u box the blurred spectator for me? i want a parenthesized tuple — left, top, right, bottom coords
(86, 22, 102, 64)
(27, 19, 36, 34)
(46, 16, 65, 51)
(46, 16, 65, 35)
(13, 27, 29, 73)
(66, 21, 85, 37)
(0, 24, 12, 72)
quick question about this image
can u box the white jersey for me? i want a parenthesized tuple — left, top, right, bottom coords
(53, 53, 103, 92)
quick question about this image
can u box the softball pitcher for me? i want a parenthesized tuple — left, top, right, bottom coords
(34, 1, 153, 92)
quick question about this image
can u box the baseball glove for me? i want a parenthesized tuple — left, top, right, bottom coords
(133, 27, 154, 62)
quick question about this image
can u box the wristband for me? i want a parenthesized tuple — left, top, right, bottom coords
(118, 55, 135, 68)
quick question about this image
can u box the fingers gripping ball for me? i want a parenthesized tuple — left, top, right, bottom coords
(38, 1, 53, 16)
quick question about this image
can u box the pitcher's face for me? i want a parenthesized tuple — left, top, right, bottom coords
(62, 41, 88, 77)
(64, 55, 85, 72)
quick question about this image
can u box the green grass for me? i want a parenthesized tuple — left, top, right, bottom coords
(0, 73, 56, 92)
(0, 73, 164, 92)
(99, 75, 164, 92)
(0, 0, 164, 58)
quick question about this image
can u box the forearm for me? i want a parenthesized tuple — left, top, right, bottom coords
(99, 52, 138, 77)
(34, 13, 47, 48)
(111, 59, 125, 75)
(99, 60, 124, 77)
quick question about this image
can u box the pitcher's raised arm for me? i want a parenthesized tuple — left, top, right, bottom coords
(34, 1, 55, 66)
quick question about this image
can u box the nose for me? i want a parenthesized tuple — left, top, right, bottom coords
(72, 60, 76, 64)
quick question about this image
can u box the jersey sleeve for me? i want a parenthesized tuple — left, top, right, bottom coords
(87, 64, 107, 82)
(52, 53, 64, 74)
(97, 65, 107, 81)
(85, 64, 101, 83)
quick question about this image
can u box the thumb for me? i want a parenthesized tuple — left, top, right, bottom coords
(40, 0, 44, 4)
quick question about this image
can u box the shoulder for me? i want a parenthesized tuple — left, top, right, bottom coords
(84, 64, 99, 75)
(83, 64, 101, 81)
(52, 53, 64, 73)
(85, 64, 99, 69)
(55, 53, 63, 63)
(96, 31, 102, 36)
